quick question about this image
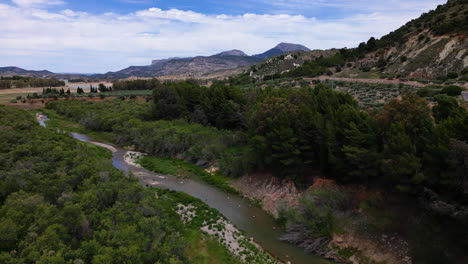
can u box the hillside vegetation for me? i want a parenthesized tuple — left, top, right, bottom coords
(44, 79, 468, 263)
(0, 76, 65, 89)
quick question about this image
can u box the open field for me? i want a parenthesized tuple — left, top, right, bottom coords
(0, 87, 75, 105)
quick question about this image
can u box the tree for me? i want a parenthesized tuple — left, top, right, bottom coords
(381, 123, 423, 189)
(366, 37, 377, 51)
(433, 95, 462, 121)
(248, 97, 305, 178)
(377, 94, 433, 146)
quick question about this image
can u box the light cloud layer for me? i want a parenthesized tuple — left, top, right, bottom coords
(12, 0, 64, 7)
(0, 0, 445, 73)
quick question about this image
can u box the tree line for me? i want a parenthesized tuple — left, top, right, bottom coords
(46, 79, 468, 202)
(0, 76, 65, 89)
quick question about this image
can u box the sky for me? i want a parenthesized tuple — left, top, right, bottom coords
(0, 0, 446, 73)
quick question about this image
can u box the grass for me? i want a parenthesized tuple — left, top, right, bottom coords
(41, 109, 114, 142)
(185, 230, 242, 264)
(80, 141, 113, 159)
(138, 156, 239, 195)
(0, 93, 27, 104)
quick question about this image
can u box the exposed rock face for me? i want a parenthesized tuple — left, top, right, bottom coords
(232, 173, 300, 217)
(381, 34, 467, 79)
(235, 176, 413, 264)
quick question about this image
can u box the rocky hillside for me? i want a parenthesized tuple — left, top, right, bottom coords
(248, 49, 339, 80)
(240, 0, 467, 82)
(353, 0, 467, 80)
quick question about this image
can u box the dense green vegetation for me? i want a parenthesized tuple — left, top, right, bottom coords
(46, 79, 468, 203)
(283, 53, 344, 78)
(0, 105, 257, 264)
(113, 79, 163, 91)
(0, 76, 65, 89)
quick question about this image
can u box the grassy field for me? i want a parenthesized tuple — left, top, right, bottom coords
(185, 230, 242, 264)
(138, 156, 239, 194)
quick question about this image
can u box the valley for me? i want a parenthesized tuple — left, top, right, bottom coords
(1, 0, 467, 263)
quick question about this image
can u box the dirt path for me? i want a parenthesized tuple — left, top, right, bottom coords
(305, 76, 427, 87)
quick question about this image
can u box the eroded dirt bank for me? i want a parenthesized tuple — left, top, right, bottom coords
(233, 174, 413, 264)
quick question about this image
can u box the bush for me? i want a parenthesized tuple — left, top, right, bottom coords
(441, 85, 462, 96)
(361, 66, 371, 72)
(446, 72, 459, 79)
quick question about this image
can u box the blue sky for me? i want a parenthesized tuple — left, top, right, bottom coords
(0, 0, 446, 73)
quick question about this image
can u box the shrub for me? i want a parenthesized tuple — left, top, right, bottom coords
(361, 66, 371, 72)
(446, 72, 459, 79)
(440, 85, 462, 96)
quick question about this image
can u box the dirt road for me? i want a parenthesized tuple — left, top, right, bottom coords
(304, 76, 427, 87)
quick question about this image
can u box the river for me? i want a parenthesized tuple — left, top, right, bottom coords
(37, 113, 330, 264)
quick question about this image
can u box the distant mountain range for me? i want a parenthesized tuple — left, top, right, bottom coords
(0, 67, 92, 80)
(0, 67, 54, 78)
(92, 43, 311, 79)
(0, 43, 311, 80)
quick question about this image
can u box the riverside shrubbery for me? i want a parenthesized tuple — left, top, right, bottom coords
(46, 80, 467, 200)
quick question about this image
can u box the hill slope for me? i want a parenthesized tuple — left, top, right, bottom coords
(241, 0, 467, 81)
(354, 0, 467, 79)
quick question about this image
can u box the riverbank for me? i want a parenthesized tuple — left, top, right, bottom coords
(35, 110, 330, 264)
(39, 107, 468, 264)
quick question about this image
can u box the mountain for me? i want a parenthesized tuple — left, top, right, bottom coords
(216, 50, 248, 57)
(0, 67, 54, 78)
(253, 43, 311, 60)
(94, 55, 261, 79)
(0, 66, 90, 80)
(94, 43, 310, 79)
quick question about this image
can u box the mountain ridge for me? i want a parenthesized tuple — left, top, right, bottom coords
(93, 42, 311, 79)
(0, 43, 311, 80)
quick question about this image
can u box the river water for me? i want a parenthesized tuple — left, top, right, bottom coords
(37, 114, 330, 264)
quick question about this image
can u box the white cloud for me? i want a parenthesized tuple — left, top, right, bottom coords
(12, 0, 65, 7)
(0, 1, 445, 72)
